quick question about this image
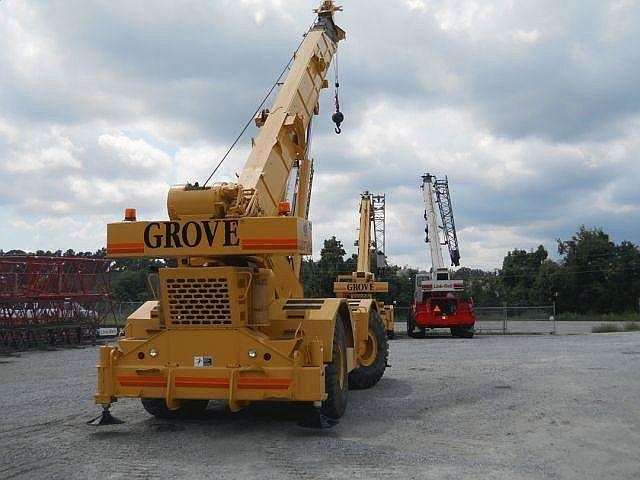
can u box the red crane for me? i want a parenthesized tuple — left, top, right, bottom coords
(0, 256, 112, 350)
(408, 174, 475, 338)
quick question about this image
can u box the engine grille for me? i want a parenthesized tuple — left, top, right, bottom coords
(164, 276, 232, 326)
(158, 266, 269, 328)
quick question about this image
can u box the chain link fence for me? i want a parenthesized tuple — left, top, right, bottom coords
(107, 302, 558, 335)
(474, 304, 556, 335)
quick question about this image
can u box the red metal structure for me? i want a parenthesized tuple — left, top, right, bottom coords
(411, 275, 475, 337)
(408, 173, 475, 338)
(0, 256, 112, 349)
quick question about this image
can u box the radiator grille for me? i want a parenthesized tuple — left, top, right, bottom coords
(165, 276, 232, 325)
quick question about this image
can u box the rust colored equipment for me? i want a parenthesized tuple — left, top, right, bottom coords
(89, 1, 387, 428)
(0, 256, 111, 350)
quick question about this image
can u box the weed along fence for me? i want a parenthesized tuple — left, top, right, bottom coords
(474, 305, 556, 334)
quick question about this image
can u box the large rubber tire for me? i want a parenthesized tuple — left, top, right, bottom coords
(451, 326, 474, 338)
(407, 314, 417, 338)
(348, 310, 388, 390)
(141, 398, 209, 419)
(321, 319, 348, 420)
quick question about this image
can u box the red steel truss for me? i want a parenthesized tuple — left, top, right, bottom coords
(0, 256, 112, 350)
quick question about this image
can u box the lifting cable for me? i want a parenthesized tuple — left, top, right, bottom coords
(331, 51, 344, 134)
(203, 25, 313, 188)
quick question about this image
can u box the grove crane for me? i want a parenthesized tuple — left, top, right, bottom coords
(333, 191, 395, 340)
(408, 173, 475, 338)
(89, 1, 387, 428)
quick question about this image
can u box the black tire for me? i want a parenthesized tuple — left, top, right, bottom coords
(141, 398, 209, 419)
(461, 327, 474, 338)
(407, 314, 417, 338)
(451, 326, 474, 338)
(348, 310, 388, 390)
(321, 318, 348, 420)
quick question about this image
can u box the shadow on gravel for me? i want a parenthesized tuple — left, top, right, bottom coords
(357, 376, 412, 397)
(120, 401, 338, 431)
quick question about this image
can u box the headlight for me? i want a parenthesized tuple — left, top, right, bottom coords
(149, 348, 159, 358)
(248, 349, 257, 359)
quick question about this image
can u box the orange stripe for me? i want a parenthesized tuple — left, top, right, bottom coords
(175, 377, 229, 388)
(117, 375, 166, 387)
(108, 243, 145, 254)
(116, 375, 292, 390)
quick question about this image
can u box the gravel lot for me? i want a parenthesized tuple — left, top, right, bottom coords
(1, 332, 639, 480)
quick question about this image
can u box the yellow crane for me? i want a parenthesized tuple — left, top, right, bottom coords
(89, 1, 387, 428)
(334, 191, 395, 339)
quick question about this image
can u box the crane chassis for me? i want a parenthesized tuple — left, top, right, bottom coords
(90, 1, 387, 428)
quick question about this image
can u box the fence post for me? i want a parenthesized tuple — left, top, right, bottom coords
(502, 302, 508, 335)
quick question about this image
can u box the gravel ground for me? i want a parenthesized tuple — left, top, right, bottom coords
(1, 332, 639, 480)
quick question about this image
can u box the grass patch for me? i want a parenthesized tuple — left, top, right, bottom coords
(592, 323, 622, 333)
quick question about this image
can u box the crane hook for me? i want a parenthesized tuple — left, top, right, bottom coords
(332, 110, 344, 135)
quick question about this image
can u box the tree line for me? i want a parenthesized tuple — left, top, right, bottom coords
(302, 225, 640, 314)
(3, 225, 639, 314)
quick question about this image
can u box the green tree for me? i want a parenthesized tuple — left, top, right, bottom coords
(500, 245, 548, 305)
(109, 258, 166, 301)
(300, 236, 350, 297)
(557, 226, 616, 313)
(457, 268, 502, 306)
(530, 259, 563, 306)
(112, 270, 153, 302)
(607, 240, 640, 313)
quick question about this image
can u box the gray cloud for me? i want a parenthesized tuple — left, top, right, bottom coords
(1, 0, 639, 269)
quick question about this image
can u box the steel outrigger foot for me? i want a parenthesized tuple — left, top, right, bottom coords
(297, 409, 339, 429)
(87, 405, 124, 426)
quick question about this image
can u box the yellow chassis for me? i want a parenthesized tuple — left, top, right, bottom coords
(94, 298, 373, 411)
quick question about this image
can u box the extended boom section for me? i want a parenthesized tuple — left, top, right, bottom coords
(92, 2, 387, 428)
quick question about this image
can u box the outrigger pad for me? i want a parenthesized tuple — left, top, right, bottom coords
(86, 409, 124, 426)
(297, 412, 339, 429)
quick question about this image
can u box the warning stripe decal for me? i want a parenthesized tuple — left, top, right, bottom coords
(117, 375, 292, 390)
(108, 243, 145, 254)
(117, 375, 166, 387)
(175, 377, 229, 389)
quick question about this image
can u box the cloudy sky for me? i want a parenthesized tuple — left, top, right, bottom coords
(1, 0, 639, 271)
